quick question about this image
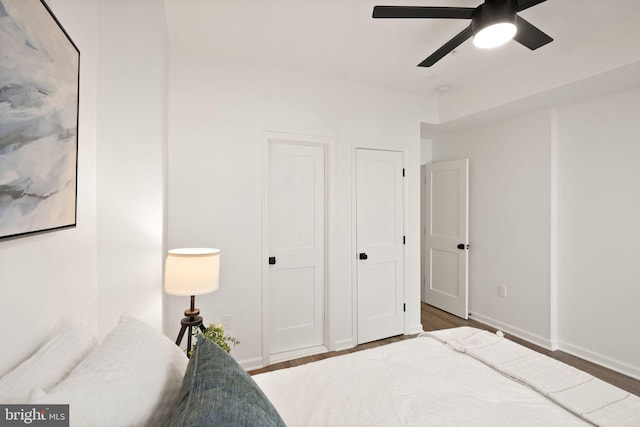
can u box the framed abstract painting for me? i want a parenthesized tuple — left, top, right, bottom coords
(0, 0, 79, 240)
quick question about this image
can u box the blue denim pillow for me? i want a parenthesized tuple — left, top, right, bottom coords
(169, 336, 286, 427)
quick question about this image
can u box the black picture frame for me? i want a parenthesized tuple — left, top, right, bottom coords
(0, 0, 80, 240)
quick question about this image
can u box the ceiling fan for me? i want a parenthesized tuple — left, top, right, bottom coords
(372, 0, 553, 67)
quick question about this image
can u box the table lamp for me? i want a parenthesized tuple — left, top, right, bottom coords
(164, 248, 220, 350)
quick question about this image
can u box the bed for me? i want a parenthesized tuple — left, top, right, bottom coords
(254, 327, 640, 426)
(1, 315, 638, 426)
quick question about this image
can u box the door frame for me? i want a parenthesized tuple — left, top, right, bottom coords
(351, 143, 409, 345)
(261, 131, 335, 366)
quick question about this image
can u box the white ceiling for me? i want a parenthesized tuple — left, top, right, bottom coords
(164, 0, 640, 124)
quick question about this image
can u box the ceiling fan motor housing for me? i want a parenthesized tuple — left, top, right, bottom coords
(471, 0, 518, 34)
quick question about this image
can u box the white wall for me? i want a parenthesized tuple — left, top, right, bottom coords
(429, 86, 640, 379)
(166, 51, 436, 367)
(0, 0, 99, 376)
(1, 0, 170, 375)
(557, 88, 640, 378)
(430, 111, 554, 346)
(96, 0, 168, 337)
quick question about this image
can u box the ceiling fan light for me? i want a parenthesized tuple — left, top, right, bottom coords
(473, 22, 517, 49)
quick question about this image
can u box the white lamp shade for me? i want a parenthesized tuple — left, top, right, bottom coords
(473, 22, 517, 49)
(164, 248, 220, 296)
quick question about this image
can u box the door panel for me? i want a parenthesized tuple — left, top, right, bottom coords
(271, 266, 316, 331)
(432, 168, 460, 238)
(431, 249, 460, 297)
(268, 142, 325, 355)
(356, 149, 404, 344)
(424, 159, 469, 319)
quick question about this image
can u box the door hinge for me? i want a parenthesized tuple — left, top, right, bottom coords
(403, 303, 406, 312)
(402, 168, 405, 177)
(403, 235, 406, 245)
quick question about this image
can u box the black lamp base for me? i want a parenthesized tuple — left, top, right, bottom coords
(175, 295, 207, 356)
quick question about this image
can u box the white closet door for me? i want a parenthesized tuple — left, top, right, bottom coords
(267, 141, 326, 357)
(356, 148, 404, 344)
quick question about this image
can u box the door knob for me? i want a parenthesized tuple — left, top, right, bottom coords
(359, 252, 368, 260)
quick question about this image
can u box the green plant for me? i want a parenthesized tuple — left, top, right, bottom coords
(191, 323, 240, 354)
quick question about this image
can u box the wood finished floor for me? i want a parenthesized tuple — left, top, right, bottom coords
(250, 303, 640, 397)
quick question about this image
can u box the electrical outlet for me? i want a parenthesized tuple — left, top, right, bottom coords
(222, 314, 232, 331)
(498, 285, 507, 299)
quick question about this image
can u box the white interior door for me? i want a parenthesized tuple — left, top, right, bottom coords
(424, 158, 469, 319)
(267, 141, 326, 358)
(356, 148, 404, 344)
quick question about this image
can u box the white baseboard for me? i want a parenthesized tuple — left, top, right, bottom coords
(333, 338, 355, 352)
(240, 339, 355, 370)
(557, 340, 640, 381)
(239, 356, 264, 371)
(470, 312, 640, 381)
(406, 322, 424, 335)
(469, 311, 554, 350)
(268, 345, 329, 365)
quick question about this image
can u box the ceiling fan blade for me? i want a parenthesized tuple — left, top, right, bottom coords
(418, 25, 473, 67)
(513, 16, 553, 50)
(516, 0, 548, 12)
(372, 6, 475, 19)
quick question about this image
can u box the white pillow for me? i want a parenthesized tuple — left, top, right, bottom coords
(31, 315, 188, 427)
(0, 321, 96, 403)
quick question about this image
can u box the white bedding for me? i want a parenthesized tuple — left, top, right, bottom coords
(253, 327, 639, 427)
